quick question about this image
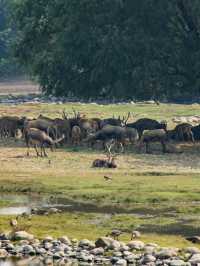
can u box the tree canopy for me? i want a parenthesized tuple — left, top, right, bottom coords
(11, 0, 200, 100)
(0, 0, 22, 78)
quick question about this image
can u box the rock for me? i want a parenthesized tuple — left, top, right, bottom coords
(0, 249, 8, 258)
(189, 254, 200, 264)
(119, 244, 130, 252)
(115, 258, 127, 265)
(48, 208, 61, 214)
(90, 247, 104, 255)
(79, 239, 95, 249)
(43, 257, 54, 265)
(185, 247, 200, 254)
(43, 236, 53, 242)
(170, 259, 186, 266)
(58, 236, 71, 245)
(141, 254, 157, 263)
(95, 237, 121, 250)
(156, 248, 178, 259)
(44, 242, 53, 250)
(127, 240, 145, 250)
(22, 245, 35, 255)
(12, 231, 34, 241)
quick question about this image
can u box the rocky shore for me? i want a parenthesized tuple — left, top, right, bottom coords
(0, 231, 199, 265)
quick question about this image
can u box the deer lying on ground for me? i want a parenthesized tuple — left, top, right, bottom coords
(92, 140, 117, 168)
(25, 128, 65, 157)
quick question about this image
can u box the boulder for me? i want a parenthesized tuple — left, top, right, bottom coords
(185, 247, 200, 254)
(170, 259, 186, 266)
(189, 254, 200, 265)
(156, 248, 178, 259)
(58, 236, 71, 245)
(11, 231, 34, 241)
(0, 249, 8, 258)
(127, 240, 145, 250)
(95, 237, 120, 250)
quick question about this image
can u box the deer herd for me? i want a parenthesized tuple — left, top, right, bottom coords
(0, 109, 199, 168)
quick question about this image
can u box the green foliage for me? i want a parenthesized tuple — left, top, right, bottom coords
(11, 0, 200, 100)
(0, 0, 22, 78)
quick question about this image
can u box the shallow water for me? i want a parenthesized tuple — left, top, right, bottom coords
(0, 193, 127, 216)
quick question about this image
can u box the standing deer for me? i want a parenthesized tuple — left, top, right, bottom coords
(25, 128, 65, 157)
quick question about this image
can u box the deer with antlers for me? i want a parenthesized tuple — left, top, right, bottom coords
(92, 139, 118, 168)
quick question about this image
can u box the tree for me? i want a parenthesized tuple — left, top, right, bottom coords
(11, 0, 200, 101)
(0, 0, 22, 78)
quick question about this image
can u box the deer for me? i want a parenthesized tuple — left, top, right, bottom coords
(92, 139, 118, 168)
(25, 128, 65, 157)
(71, 125, 82, 145)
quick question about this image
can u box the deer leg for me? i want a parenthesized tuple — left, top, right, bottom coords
(161, 140, 167, 153)
(27, 145, 30, 156)
(146, 142, 150, 153)
(190, 132, 195, 143)
(119, 142, 124, 153)
(34, 144, 39, 157)
(43, 146, 48, 157)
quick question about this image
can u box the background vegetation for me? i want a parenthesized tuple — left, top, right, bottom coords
(0, 0, 23, 79)
(2, 0, 200, 101)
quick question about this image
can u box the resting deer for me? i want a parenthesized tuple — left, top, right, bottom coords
(25, 128, 65, 157)
(92, 140, 117, 168)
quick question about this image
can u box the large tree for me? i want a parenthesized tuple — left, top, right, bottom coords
(12, 0, 200, 100)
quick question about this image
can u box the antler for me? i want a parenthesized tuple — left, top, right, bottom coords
(122, 112, 131, 125)
(62, 110, 68, 120)
(72, 108, 81, 119)
(105, 139, 116, 162)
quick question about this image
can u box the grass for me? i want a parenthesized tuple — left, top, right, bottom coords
(0, 102, 200, 247)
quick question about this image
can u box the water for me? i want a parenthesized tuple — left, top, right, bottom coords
(0, 193, 131, 216)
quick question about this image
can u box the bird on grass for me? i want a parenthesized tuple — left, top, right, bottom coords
(104, 175, 112, 181)
(9, 218, 18, 228)
(131, 230, 141, 240)
(106, 229, 122, 240)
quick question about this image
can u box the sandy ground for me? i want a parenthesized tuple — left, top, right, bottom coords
(0, 78, 40, 95)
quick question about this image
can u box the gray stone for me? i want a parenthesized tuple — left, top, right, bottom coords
(95, 237, 121, 250)
(58, 236, 71, 245)
(0, 249, 8, 258)
(90, 247, 104, 255)
(185, 247, 200, 254)
(141, 254, 157, 263)
(170, 259, 186, 266)
(128, 240, 145, 250)
(115, 258, 127, 265)
(12, 231, 34, 241)
(156, 249, 178, 259)
(189, 254, 200, 264)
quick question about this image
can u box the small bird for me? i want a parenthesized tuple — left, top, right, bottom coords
(9, 218, 18, 228)
(104, 175, 112, 181)
(106, 229, 122, 240)
(131, 230, 141, 240)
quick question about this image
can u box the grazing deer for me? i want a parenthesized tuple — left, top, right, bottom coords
(25, 128, 65, 157)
